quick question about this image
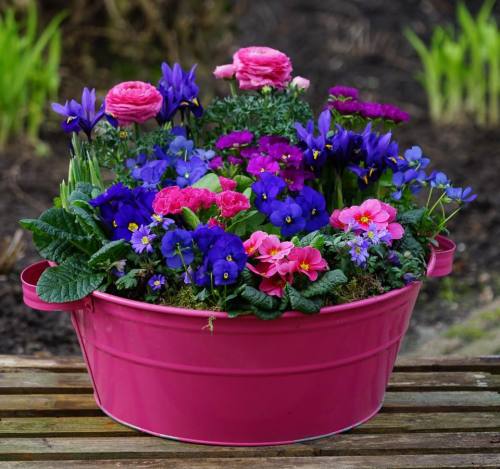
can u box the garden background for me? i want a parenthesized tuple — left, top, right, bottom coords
(1, 0, 499, 356)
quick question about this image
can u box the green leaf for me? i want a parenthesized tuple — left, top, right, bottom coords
(32, 232, 77, 263)
(398, 230, 425, 257)
(181, 207, 201, 229)
(398, 208, 426, 225)
(302, 269, 348, 299)
(240, 285, 276, 310)
(115, 269, 145, 290)
(88, 240, 130, 269)
(20, 207, 85, 241)
(235, 175, 254, 191)
(227, 210, 266, 237)
(36, 259, 105, 303)
(286, 284, 321, 314)
(69, 201, 107, 242)
(192, 173, 222, 192)
(250, 305, 284, 320)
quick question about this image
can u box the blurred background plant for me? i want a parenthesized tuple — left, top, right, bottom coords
(0, 1, 64, 151)
(406, 0, 500, 126)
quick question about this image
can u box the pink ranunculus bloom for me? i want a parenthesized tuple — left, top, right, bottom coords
(215, 190, 250, 218)
(244, 231, 269, 257)
(213, 64, 236, 80)
(219, 176, 238, 192)
(153, 186, 216, 215)
(291, 76, 310, 90)
(338, 199, 390, 231)
(105, 81, 163, 126)
(329, 209, 348, 231)
(233, 46, 293, 91)
(259, 274, 287, 298)
(257, 235, 294, 262)
(288, 247, 328, 281)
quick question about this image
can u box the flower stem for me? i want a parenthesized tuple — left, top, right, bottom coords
(176, 247, 193, 284)
(426, 187, 434, 208)
(229, 80, 237, 97)
(428, 191, 446, 215)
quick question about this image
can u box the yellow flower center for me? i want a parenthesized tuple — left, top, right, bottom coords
(360, 216, 370, 224)
(154, 280, 161, 286)
(285, 216, 292, 224)
(262, 193, 267, 200)
(270, 249, 279, 256)
(300, 262, 310, 271)
(313, 150, 320, 160)
(311, 208, 317, 215)
(226, 255, 233, 262)
(141, 236, 150, 245)
(223, 272, 229, 279)
(128, 222, 139, 232)
(112, 220, 118, 228)
(152, 214, 162, 222)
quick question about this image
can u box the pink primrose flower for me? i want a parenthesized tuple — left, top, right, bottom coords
(243, 231, 269, 257)
(288, 246, 328, 281)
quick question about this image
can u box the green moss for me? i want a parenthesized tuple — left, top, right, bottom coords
(445, 324, 487, 343)
(161, 287, 220, 311)
(329, 274, 384, 305)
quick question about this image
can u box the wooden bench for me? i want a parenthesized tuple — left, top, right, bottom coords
(0, 355, 499, 468)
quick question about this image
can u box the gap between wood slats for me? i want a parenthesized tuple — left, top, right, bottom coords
(0, 371, 499, 395)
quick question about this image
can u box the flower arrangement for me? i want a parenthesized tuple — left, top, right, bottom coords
(21, 46, 476, 319)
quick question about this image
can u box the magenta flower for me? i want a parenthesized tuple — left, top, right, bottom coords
(215, 130, 254, 150)
(288, 246, 328, 281)
(213, 64, 236, 80)
(329, 86, 359, 100)
(256, 235, 294, 262)
(338, 199, 390, 231)
(328, 100, 362, 115)
(247, 155, 280, 176)
(267, 142, 303, 168)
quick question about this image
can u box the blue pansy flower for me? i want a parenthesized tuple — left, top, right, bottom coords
(269, 197, 306, 238)
(295, 186, 330, 232)
(207, 233, 247, 271)
(251, 172, 287, 215)
(212, 259, 239, 286)
(175, 157, 207, 187)
(161, 229, 194, 269)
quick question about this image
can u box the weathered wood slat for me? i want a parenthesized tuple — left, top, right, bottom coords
(0, 433, 498, 461)
(1, 391, 499, 417)
(2, 454, 500, 468)
(1, 370, 499, 395)
(394, 356, 500, 372)
(1, 412, 499, 438)
(1, 355, 498, 373)
(0, 356, 86, 372)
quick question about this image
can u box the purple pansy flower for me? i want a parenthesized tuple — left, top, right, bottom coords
(148, 274, 166, 291)
(130, 225, 156, 254)
(329, 85, 359, 100)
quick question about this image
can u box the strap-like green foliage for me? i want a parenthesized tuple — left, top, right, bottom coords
(181, 207, 201, 230)
(36, 258, 105, 303)
(301, 269, 347, 299)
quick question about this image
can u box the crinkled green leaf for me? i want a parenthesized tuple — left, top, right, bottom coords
(398, 208, 426, 225)
(235, 175, 254, 191)
(88, 240, 130, 269)
(32, 232, 77, 263)
(302, 269, 348, 299)
(36, 259, 105, 303)
(250, 305, 284, 320)
(398, 230, 425, 257)
(240, 285, 276, 310)
(69, 201, 107, 242)
(286, 284, 321, 314)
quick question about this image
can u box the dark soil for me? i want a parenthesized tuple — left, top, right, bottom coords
(1, 0, 499, 354)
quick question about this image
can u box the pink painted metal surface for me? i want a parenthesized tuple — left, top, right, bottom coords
(427, 235, 456, 277)
(19, 236, 453, 446)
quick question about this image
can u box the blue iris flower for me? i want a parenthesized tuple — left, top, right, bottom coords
(295, 186, 330, 232)
(161, 229, 194, 269)
(252, 172, 287, 215)
(52, 88, 109, 139)
(270, 197, 307, 238)
(330, 125, 363, 172)
(157, 62, 203, 123)
(295, 109, 331, 171)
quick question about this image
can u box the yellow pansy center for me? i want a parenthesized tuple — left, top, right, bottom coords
(128, 222, 139, 232)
